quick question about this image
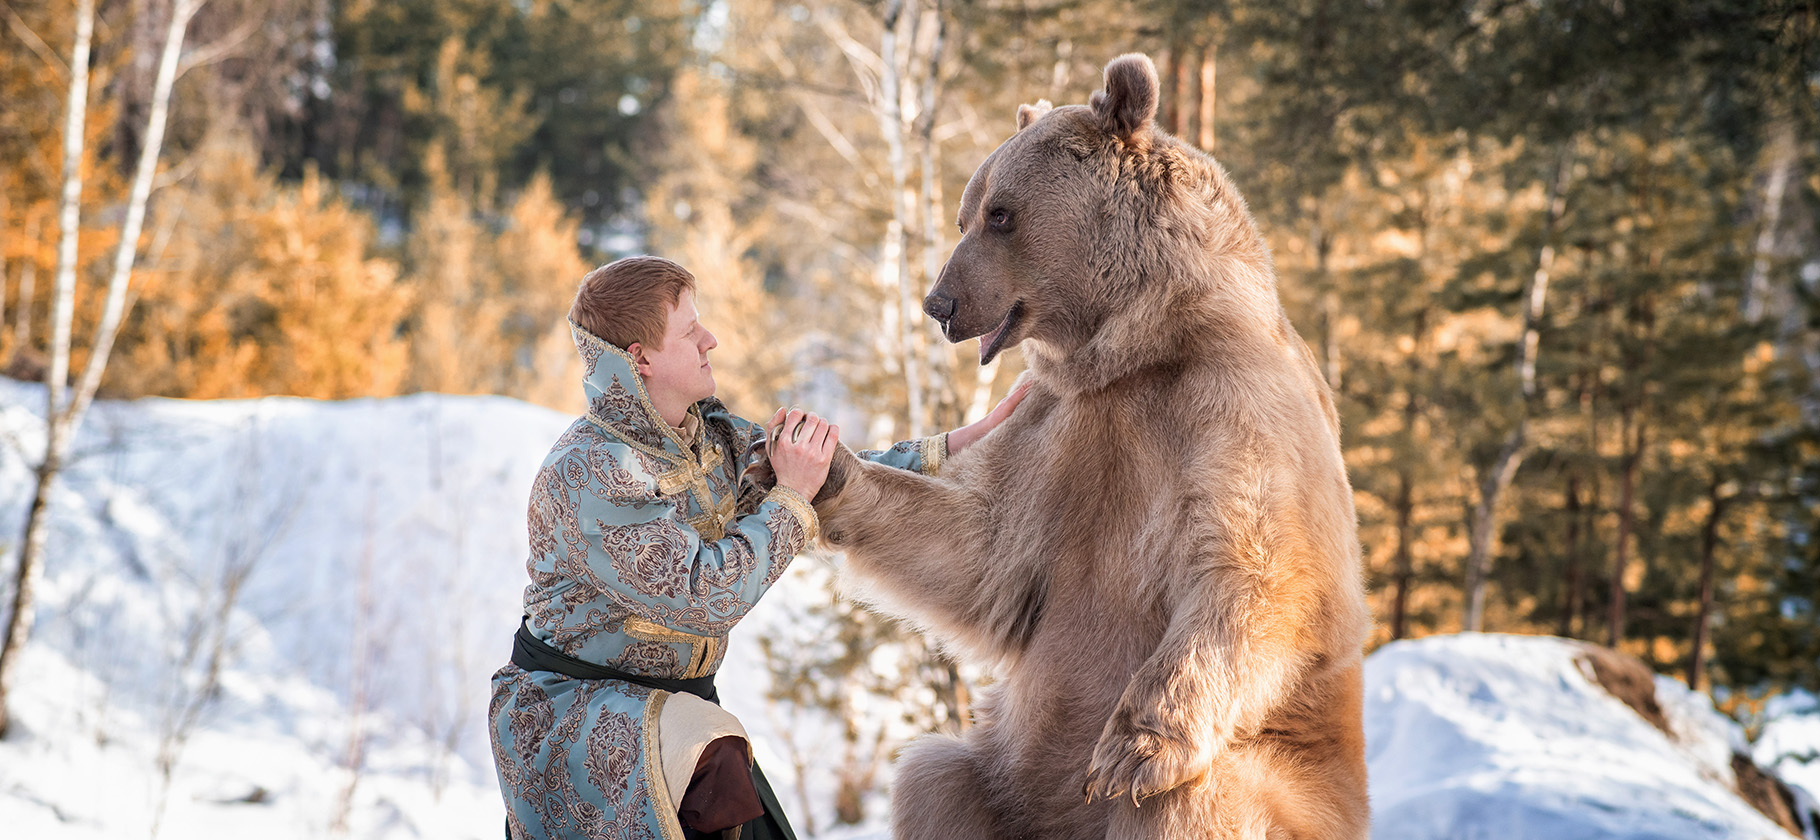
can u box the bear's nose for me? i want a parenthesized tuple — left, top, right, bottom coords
(923, 292, 957, 324)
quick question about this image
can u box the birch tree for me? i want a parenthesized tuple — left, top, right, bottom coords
(0, 0, 204, 735)
(1461, 143, 1572, 632)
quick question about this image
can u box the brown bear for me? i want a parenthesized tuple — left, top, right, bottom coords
(809, 53, 1371, 839)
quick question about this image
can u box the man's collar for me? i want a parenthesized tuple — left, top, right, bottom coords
(570, 320, 702, 463)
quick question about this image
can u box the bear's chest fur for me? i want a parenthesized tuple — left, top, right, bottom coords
(974, 379, 1202, 666)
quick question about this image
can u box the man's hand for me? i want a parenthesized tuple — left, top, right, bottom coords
(768, 408, 838, 500)
(946, 379, 1032, 457)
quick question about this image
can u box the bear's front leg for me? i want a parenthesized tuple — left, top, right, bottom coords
(1083, 558, 1317, 805)
(1082, 653, 1222, 803)
(815, 445, 1045, 660)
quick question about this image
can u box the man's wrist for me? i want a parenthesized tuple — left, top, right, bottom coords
(766, 485, 820, 542)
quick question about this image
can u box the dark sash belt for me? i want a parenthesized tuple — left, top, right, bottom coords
(505, 618, 798, 840)
(512, 618, 718, 702)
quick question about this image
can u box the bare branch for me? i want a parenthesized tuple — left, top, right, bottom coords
(175, 12, 258, 76)
(1, 1, 66, 77)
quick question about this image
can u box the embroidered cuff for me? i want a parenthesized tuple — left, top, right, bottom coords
(766, 486, 820, 543)
(920, 433, 949, 476)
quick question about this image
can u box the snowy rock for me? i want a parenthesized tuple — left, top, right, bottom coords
(1366, 633, 1815, 840)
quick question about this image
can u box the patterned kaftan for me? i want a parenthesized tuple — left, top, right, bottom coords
(489, 323, 944, 840)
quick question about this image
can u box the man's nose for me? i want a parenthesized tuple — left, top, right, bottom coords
(702, 329, 718, 352)
(924, 292, 957, 324)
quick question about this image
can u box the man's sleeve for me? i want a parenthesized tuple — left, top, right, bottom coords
(569, 483, 820, 636)
(858, 433, 948, 476)
(732, 413, 948, 477)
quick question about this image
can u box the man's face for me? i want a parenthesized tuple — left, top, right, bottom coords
(633, 289, 718, 416)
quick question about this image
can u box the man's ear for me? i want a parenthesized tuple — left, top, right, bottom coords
(627, 342, 652, 377)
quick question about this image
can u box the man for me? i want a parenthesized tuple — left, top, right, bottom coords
(489, 256, 1023, 839)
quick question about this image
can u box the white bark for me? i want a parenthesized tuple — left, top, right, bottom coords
(917, 4, 947, 428)
(880, 0, 926, 437)
(73, 0, 202, 425)
(0, 0, 95, 737)
(1463, 143, 1572, 632)
(1745, 119, 1794, 325)
(0, 0, 202, 736)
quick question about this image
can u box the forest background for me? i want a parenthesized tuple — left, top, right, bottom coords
(2, 0, 1818, 828)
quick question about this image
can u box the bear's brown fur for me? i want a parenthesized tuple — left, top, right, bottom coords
(813, 53, 1370, 839)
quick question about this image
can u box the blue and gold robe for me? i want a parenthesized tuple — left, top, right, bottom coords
(489, 322, 943, 840)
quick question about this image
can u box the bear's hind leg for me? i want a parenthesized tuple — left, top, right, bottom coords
(890, 733, 1006, 840)
(1101, 739, 1368, 840)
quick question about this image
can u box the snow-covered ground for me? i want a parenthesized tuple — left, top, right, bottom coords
(1368, 634, 1815, 839)
(0, 383, 1813, 838)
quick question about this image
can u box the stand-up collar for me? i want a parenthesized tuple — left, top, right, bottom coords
(571, 321, 701, 464)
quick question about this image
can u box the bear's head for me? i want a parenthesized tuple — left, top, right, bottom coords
(925, 53, 1279, 392)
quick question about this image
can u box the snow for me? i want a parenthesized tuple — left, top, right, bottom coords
(0, 382, 1813, 838)
(1366, 633, 1809, 840)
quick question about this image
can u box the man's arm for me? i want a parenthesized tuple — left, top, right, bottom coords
(559, 481, 819, 637)
(838, 380, 1035, 477)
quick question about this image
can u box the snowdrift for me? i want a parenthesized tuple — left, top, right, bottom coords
(0, 383, 1813, 838)
(1367, 633, 1817, 840)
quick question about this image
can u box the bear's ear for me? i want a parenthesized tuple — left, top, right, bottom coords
(1016, 99, 1054, 131)
(1088, 53, 1158, 141)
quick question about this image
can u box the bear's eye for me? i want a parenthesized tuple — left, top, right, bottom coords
(989, 208, 1012, 231)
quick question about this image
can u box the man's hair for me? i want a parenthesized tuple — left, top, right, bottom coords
(570, 256, 698, 351)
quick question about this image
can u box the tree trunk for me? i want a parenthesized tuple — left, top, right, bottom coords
(917, 3, 948, 429)
(0, 192, 9, 337)
(1559, 474, 1583, 637)
(1197, 41, 1216, 151)
(72, 0, 200, 423)
(1390, 469, 1414, 640)
(1161, 38, 1182, 135)
(879, 0, 925, 438)
(1462, 144, 1571, 632)
(1308, 213, 1340, 390)
(12, 212, 38, 354)
(1686, 478, 1724, 691)
(0, 0, 94, 738)
(1607, 403, 1645, 647)
(0, 0, 198, 737)
(1744, 119, 1794, 324)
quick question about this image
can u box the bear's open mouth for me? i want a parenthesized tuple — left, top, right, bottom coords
(978, 302, 1023, 365)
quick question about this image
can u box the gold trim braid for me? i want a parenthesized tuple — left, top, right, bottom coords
(767, 486, 820, 543)
(920, 433, 949, 476)
(624, 616, 723, 679)
(641, 690, 687, 840)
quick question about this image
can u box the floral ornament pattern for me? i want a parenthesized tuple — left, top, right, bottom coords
(491, 321, 938, 839)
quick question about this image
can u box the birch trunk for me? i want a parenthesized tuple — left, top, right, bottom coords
(0, 0, 95, 738)
(74, 0, 201, 423)
(0, 0, 200, 736)
(917, 5, 948, 430)
(1744, 119, 1794, 324)
(1462, 144, 1571, 632)
(878, 0, 926, 438)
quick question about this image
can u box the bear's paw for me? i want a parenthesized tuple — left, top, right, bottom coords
(1083, 710, 1212, 805)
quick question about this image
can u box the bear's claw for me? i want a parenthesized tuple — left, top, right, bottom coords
(1083, 719, 1209, 805)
